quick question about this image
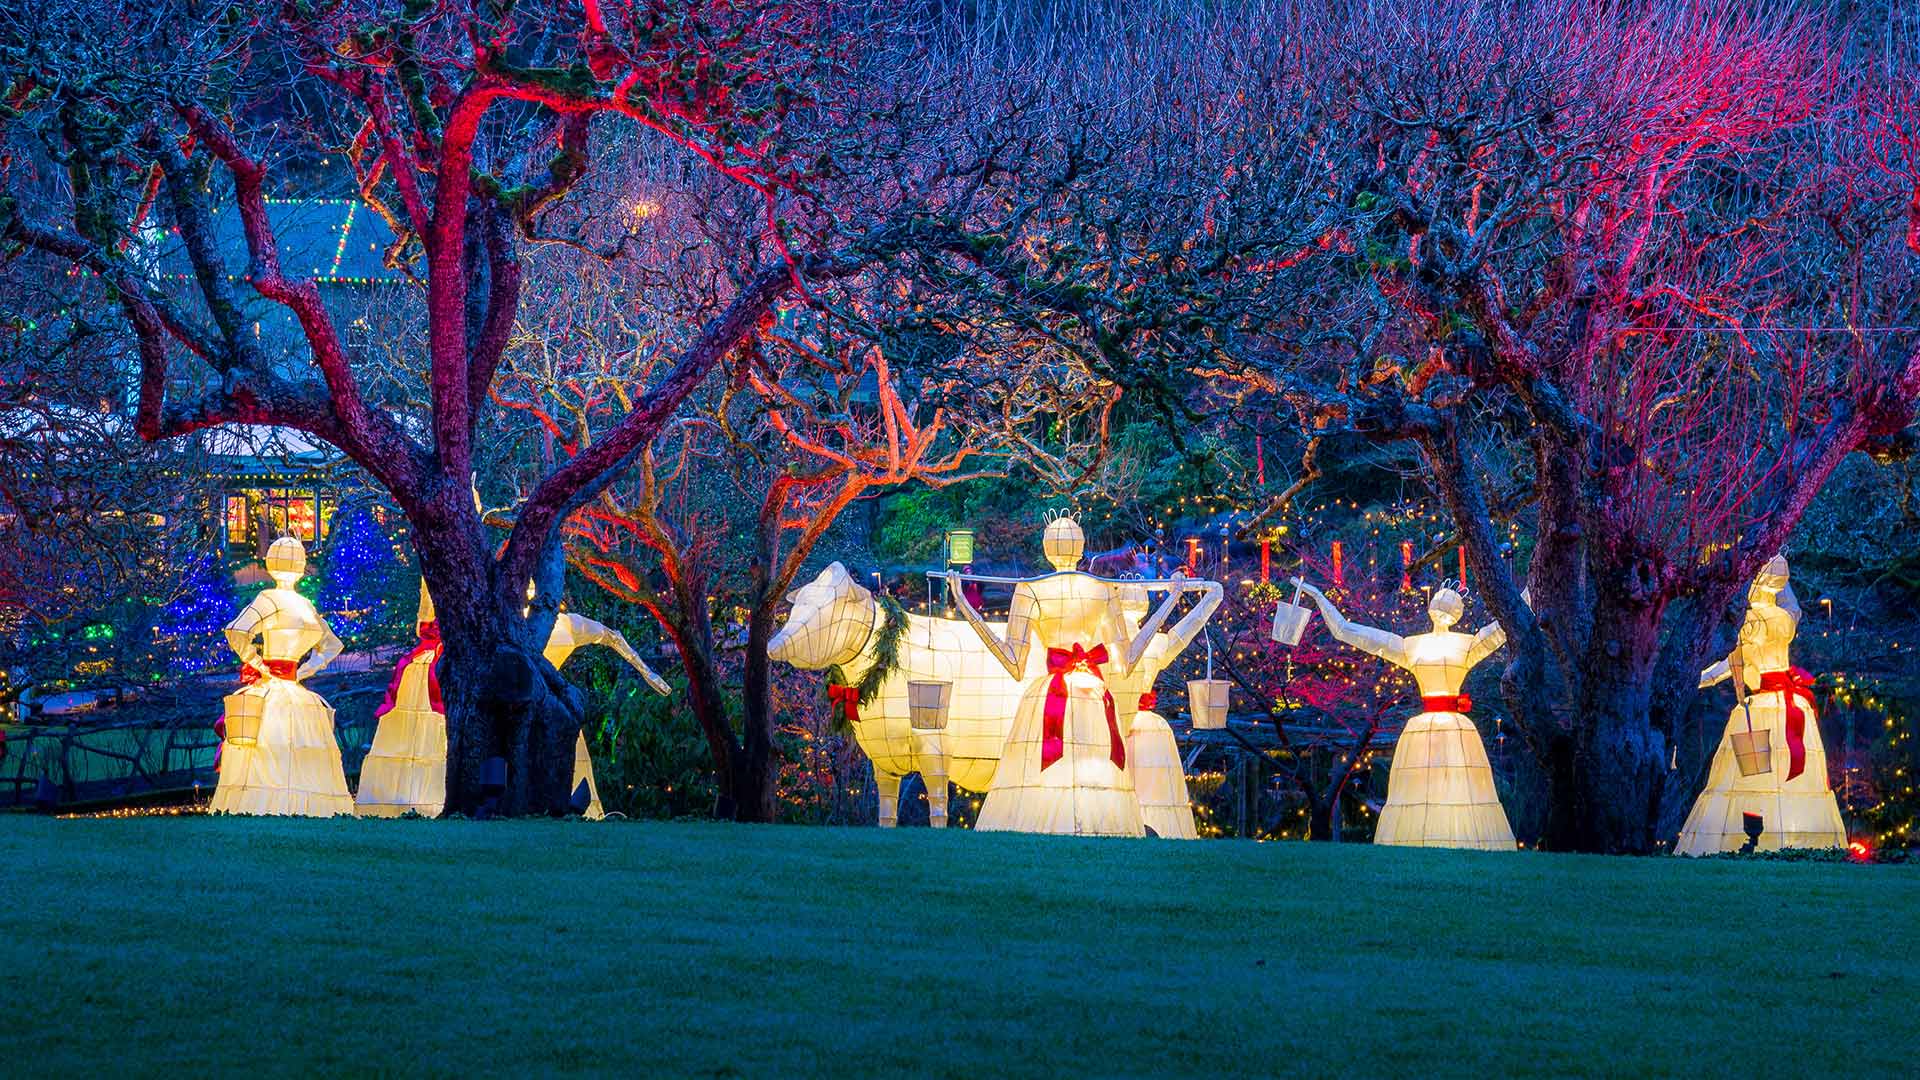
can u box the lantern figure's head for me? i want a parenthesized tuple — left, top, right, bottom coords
(1428, 587, 1465, 630)
(1042, 515, 1085, 571)
(265, 536, 307, 588)
(768, 562, 872, 669)
(1751, 553, 1790, 602)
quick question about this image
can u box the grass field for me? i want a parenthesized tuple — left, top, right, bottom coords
(2, 817, 1914, 1078)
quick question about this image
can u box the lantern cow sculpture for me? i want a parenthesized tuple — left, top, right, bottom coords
(768, 562, 1030, 827)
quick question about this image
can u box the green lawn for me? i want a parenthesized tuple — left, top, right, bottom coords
(1, 817, 1912, 1077)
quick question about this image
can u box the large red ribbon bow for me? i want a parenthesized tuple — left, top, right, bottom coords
(373, 621, 444, 721)
(1758, 667, 1817, 781)
(826, 684, 861, 727)
(1421, 693, 1472, 715)
(1041, 643, 1126, 772)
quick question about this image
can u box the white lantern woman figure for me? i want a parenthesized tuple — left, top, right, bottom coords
(356, 580, 448, 817)
(949, 516, 1175, 837)
(1292, 579, 1515, 849)
(210, 536, 355, 816)
(1112, 578, 1222, 839)
(1675, 555, 1844, 855)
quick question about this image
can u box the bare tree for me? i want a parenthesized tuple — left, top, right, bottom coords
(0, 0, 904, 812)
(1241, 0, 1920, 850)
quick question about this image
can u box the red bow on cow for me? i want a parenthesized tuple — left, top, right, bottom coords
(827, 683, 861, 727)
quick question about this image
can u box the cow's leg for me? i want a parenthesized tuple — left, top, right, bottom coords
(875, 770, 902, 827)
(921, 751, 951, 829)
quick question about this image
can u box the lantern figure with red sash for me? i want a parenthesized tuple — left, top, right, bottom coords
(1677, 556, 1846, 855)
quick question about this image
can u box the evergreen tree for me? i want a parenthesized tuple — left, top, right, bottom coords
(156, 550, 236, 676)
(316, 504, 407, 650)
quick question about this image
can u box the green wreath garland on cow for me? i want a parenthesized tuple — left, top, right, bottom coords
(821, 594, 908, 732)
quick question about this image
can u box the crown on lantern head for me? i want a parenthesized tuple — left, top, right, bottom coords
(1042, 507, 1076, 525)
(1041, 511, 1085, 570)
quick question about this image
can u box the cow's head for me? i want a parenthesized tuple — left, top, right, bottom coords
(768, 562, 874, 669)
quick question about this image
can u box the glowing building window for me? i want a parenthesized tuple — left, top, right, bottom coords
(267, 489, 319, 542)
(226, 496, 251, 545)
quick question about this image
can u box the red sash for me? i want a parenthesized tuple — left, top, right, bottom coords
(1042, 643, 1125, 772)
(1758, 667, 1816, 781)
(240, 659, 301, 684)
(1421, 693, 1472, 715)
(374, 621, 444, 720)
(827, 684, 861, 726)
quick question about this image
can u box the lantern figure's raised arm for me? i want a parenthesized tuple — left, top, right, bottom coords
(1676, 556, 1844, 855)
(946, 516, 1152, 837)
(542, 610, 670, 819)
(357, 580, 449, 818)
(210, 537, 355, 817)
(1293, 578, 1515, 850)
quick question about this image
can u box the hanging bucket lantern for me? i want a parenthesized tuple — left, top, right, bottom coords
(1187, 679, 1231, 730)
(225, 704, 262, 748)
(1730, 693, 1771, 777)
(907, 680, 953, 731)
(1731, 727, 1772, 777)
(1271, 580, 1314, 646)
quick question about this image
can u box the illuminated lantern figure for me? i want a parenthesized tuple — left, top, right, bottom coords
(769, 562, 1029, 827)
(1675, 555, 1844, 855)
(1292, 578, 1515, 850)
(543, 609, 672, 819)
(1112, 578, 1222, 840)
(210, 536, 355, 816)
(950, 516, 1184, 837)
(356, 580, 448, 817)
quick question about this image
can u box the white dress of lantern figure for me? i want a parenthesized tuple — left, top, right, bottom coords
(210, 537, 355, 817)
(1111, 578, 1222, 839)
(1675, 555, 1844, 855)
(542, 606, 672, 819)
(356, 580, 448, 817)
(951, 516, 1181, 837)
(768, 562, 1031, 828)
(1292, 579, 1516, 850)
